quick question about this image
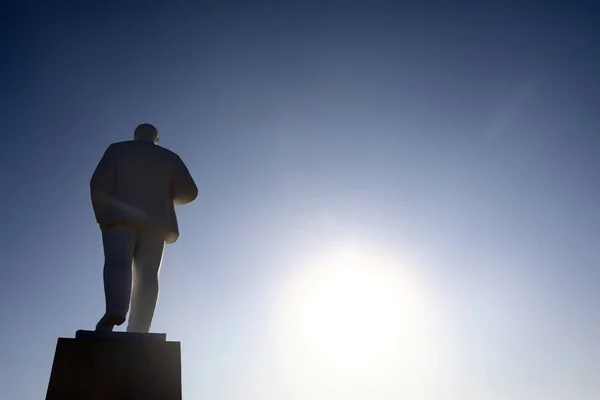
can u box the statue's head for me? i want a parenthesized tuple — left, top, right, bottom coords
(134, 123, 159, 144)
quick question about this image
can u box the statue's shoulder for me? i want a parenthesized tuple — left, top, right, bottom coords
(104, 141, 181, 163)
(155, 145, 183, 161)
(107, 140, 158, 152)
(105, 140, 133, 151)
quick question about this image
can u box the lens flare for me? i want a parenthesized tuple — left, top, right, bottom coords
(274, 244, 438, 377)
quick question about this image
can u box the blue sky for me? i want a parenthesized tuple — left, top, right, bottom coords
(1, 1, 600, 399)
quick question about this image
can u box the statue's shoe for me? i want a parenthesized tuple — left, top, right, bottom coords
(95, 314, 126, 332)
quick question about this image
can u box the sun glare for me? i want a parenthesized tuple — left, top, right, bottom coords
(299, 255, 400, 370)
(275, 244, 437, 378)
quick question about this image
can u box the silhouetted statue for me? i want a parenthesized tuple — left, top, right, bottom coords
(90, 123, 198, 333)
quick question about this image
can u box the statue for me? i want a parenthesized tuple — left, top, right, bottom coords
(90, 123, 198, 333)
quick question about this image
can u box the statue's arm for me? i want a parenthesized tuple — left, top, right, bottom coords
(172, 156, 198, 206)
(90, 144, 117, 221)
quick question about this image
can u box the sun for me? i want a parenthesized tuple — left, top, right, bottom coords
(298, 259, 400, 370)
(275, 245, 433, 375)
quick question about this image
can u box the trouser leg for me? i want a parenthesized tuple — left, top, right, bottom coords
(127, 229, 165, 333)
(98, 225, 137, 328)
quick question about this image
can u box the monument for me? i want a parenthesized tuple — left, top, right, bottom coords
(46, 123, 198, 399)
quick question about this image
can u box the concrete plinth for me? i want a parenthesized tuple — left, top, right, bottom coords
(46, 331, 181, 400)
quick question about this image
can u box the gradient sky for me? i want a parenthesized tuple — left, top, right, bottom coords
(1, 1, 600, 399)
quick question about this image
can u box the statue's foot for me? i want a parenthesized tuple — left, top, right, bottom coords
(95, 314, 126, 332)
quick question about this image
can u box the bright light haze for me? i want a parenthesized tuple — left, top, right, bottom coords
(1, 2, 600, 399)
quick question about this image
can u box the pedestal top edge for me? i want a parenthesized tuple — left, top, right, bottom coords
(74, 330, 168, 341)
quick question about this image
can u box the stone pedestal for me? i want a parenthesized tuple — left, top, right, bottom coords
(46, 330, 181, 400)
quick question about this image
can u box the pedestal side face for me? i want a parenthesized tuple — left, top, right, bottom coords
(46, 338, 182, 400)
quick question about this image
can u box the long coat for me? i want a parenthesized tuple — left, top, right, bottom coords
(90, 140, 198, 243)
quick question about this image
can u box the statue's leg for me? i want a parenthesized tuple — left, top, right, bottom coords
(127, 229, 165, 333)
(96, 225, 137, 331)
